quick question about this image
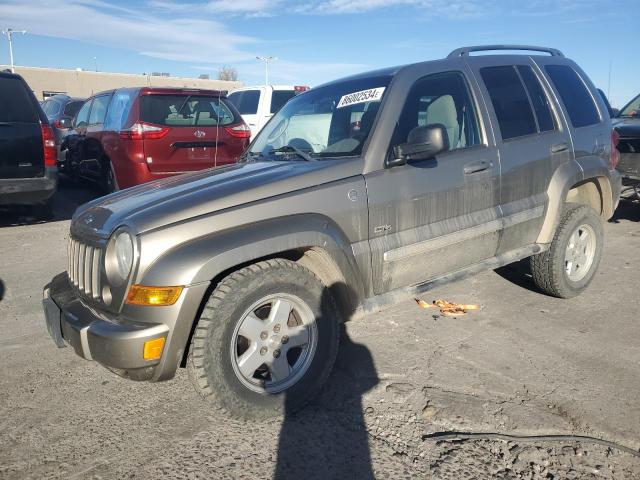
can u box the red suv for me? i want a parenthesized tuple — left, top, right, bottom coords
(62, 87, 251, 191)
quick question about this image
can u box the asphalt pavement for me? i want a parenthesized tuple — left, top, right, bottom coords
(1, 181, 639, 479)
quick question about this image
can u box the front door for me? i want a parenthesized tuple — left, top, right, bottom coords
(366, 70, 501, 294)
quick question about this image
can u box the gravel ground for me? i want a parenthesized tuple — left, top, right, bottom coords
(1, 181, 639, 479)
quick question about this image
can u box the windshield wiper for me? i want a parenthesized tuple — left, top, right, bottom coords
(268, 145, 315, 162)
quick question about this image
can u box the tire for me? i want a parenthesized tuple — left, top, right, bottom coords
(187, 259, 341, 419)
(530, 203, 604, 298)
(32, 199, 54, 221)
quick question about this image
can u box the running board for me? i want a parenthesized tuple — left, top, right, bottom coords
(361, 243, 546, 314)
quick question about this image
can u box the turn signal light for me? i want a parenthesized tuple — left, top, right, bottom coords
(143, 337, 166, 361)
(126, 285, 183, 306)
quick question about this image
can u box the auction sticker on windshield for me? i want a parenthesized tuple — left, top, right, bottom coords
(337, 87, 386, 109)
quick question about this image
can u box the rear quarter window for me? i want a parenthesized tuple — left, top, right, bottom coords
(104, 91, 135, 130)
(545, 65, 600, 128)
(0, 77, 39, 123)
(227, 90, 260, 115)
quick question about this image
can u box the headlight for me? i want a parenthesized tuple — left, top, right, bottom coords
(105, 229, 134, 286)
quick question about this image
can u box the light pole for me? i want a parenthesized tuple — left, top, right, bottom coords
(256, 56, 276, 85)
(1, 28, 27, 73)
(93, 56, 97, 72)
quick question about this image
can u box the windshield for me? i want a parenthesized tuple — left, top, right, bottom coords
(250, 75, 391, 159)
(619, 93, 640, 118)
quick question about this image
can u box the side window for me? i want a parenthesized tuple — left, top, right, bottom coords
(270, 90, 296, 114)
(393, 71, 481, 152)
(481, 66, 537, 140)
(74, 100, 92, 128)
(104, 91, 135, 130)
(545, 65, 600, 128)
(517, 66, 555, 132)
(88, 95, 110, 125)
(227, 90, 260, 115)
(63, 101, 83, 118)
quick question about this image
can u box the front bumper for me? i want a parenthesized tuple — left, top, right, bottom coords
(43, 273, 170, 381)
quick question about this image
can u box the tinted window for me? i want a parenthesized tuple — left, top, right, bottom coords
(227, 90, 260, 115)
(139, 95, 236, 127)
(270, 90, 296, 114)
(481, 66, 537, 140)
(545, 65, 600, 128)
(517, 66, 555, 132)
(42, 98, 62, 117)
(63, 100, 84, 118)
(0, 77, 38, 123)
(75, 100, 91, 127)
(104, 90, 135, 130)
(394, 71, 481, 151)
(88, 95, 110, 125)
(619, 93, 640, 118)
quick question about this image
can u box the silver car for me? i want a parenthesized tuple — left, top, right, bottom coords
(43, 45, 622, 419)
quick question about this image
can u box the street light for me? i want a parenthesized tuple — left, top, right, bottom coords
(1, 28, 27, 73)
(256, 56, 276, 86)
(93, 56, 97, 72)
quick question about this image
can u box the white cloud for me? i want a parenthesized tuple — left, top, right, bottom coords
(0, 0, 257, 64)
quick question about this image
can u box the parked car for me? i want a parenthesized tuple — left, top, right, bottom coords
(44, 45, 621, 419)
(62, 87, 250, 192)
(0, 71, 57, 219)
(227, 85, 309, 139)
(41, 94, 85, 174)
(612, 92, 640, 181)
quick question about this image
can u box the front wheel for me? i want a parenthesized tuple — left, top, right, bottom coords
(530, 204, 604, 298)
(187, 259, 341, 419)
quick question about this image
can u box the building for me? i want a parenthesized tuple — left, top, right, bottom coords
(1, 65, 243, 100)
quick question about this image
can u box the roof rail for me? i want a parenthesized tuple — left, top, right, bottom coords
(447, 45, 565, 58)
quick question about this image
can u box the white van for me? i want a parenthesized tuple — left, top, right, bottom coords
(227, 85, 309, 139)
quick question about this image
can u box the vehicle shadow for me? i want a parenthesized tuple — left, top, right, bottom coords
(494, 258, 542, 295)
(275, 285, 379, 480)
(0, 278, 5, 303)
(0, 176, 102, 228)
(609, 198, 640, 223)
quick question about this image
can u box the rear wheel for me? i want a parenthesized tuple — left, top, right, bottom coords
(187, 259, 341, 419)
(103, 159, 118, 194)
(530, 204, 604, 298)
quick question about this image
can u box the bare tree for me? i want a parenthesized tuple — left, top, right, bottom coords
(218, 66, 238, 82)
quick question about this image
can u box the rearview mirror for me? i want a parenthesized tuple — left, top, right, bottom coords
(388, 124, 449, 168)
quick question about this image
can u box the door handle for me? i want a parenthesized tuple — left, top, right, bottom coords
(463, 160, 490, 174)
(551, 142, 568, 153)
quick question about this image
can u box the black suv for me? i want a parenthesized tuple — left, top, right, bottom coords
(612, 92, 640, 181)
(0, 72, 57, 219)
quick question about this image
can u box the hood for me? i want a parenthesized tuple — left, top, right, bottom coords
(613, 117, 640, 137)
(72, 159, 362, 238)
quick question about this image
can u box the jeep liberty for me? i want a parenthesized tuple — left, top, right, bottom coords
(43, 46, 622, 418)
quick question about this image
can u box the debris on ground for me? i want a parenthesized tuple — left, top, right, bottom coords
(415, 298, 481, 317)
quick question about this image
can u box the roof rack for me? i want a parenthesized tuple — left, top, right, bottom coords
(447, 45, 565, 58)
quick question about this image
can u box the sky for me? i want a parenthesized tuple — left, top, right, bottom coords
(0, 0, 638, 107)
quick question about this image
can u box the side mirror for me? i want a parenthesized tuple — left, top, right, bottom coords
(389, 124, 449, 168)
(59, 117, 72, 129)
(611, 108, 619, 118)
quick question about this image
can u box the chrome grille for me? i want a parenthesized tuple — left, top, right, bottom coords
(68, 237, 102, 299)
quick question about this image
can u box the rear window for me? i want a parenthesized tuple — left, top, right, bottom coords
(0, 77, 39, 123)
(481, 66, 537, 140)
(227, 90, 260, 115)
(545, 65, 600, 128)
(64, 101, 84, 118)
(42, 99, 62, 118)
(270, 90, 296, 114)
(139, 95, 236, 127)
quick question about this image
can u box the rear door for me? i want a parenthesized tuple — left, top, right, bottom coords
(0, 74, 44, 179)
(80, 93, 112, 179)
(139, 93, 244, 173)
(469, 57, 572, 253)
(227, 88, 263, 137)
